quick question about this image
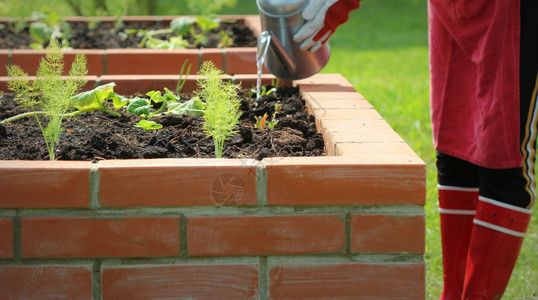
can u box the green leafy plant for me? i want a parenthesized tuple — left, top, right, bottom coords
(196, 61, 242, 158)
(255, 103, 280, 131)
(137, 16, 233, 49)
(28, 10, 71, 49)
(2, 82, 127, 125)
(5, 40, 87, 160)
(249, 78, 280, 98)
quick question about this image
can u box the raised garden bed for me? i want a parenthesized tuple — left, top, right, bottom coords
(0, 15, 262, 76)
(0, 73, 427, 299)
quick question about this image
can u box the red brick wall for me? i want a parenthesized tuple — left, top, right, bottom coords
(0, 158, 425, 299)
(0, 74, 426, 299)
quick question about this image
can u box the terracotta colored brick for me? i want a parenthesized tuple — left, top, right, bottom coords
(102, 264, 259, 299)
(232, 73, 283, 89)
(106, 49, 199, 75)
(21, 217, 179, 258)
(225, 48, 257, 74)
(10, 49, 45, 75)
(295, 73, 356, 91)
(265, 157, 426, 206)
(100, 74, 197, 95)
(303, 91, 373, 113)
(0, 76, 7, 91)
(62, 49, 104, 75)
(269, 262, 425, 299)
(0, 265, 92, 299)
(311, 107, 382, 122)
(0, 219, 13, 258)
(0, 50, 9, 76)
(99, 159, 257, 207)
(335, 142, 420, 160)
(200, 48, 224, 71)
(351, 214, 425, 253)
(0, 161, 91, 208)
(188, 215, 345, 256)
(321, 119, 405, 144)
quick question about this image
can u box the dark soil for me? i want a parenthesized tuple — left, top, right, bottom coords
(0, 86, 326, 161)
(0, 20, 257, 49)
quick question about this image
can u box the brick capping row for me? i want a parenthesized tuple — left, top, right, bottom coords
(0, 15, 262, 77)
(0, 74, 426, 299)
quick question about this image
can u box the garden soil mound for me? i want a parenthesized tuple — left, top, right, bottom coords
(0, 86, 326, 161)
(0, 20, 256, 49)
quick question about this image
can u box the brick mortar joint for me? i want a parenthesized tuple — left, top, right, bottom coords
(7, 205, 425, 218)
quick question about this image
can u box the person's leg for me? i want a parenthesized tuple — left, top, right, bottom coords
(436, 153, 479, 299)
(462, 0, 537, 298)
(462, 167, 534, 299)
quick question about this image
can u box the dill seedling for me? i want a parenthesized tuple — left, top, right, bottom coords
(196, 61, 242, 158)
(6, 39, 88, 160)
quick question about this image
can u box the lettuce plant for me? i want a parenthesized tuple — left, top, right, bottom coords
(196, 61, 242, 158)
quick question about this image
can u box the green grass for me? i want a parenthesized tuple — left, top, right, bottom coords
(2, 0, 536, 298)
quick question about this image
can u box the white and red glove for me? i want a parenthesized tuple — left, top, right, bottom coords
(293, 0, 361, 52)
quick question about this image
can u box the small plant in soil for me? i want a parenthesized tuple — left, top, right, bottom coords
(5, 39, 87, 160)
(137, 16, 233, 49)
(196, 61, 242, 158)
(28, 10, 72, 49)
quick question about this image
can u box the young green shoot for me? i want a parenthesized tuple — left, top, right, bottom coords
(196, 61, 242, 158)
(6, 39, 87, 160)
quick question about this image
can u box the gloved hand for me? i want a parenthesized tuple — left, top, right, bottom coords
(293, 0, 361, 52)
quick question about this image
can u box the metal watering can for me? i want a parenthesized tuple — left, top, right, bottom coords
(256, 0, 331, 81)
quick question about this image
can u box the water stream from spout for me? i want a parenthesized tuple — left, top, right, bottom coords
(256, 31, 272, 101)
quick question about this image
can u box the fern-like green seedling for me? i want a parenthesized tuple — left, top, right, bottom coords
(196, 61, 242, 158)
(6, 39, 87, 160)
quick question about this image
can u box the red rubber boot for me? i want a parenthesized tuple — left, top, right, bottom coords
(438, 185, 479, 300)
(462, 197, 533, 300)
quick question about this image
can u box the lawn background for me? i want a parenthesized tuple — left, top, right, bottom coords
(1, 0, 536, 298)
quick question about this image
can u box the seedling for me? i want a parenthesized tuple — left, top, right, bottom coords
(28, 10, 71, 49)
(255, 110, 279, 131)
(196, 61, 242, 158)
(138, 16, 233, 49)
(5, 40, 87, 160)
(249, 78, 280, 98)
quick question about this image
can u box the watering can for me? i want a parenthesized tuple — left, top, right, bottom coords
(256, 0, 331, 81)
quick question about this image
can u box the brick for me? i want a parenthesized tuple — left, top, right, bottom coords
(0, 49, 9, 76)
(200, 48, 224, 71)
(21, 217, 179, 258)
(231, 73, 282, 89)
(269, 262, 425, 299)
(295, 73, 356, 91)
(0, 161, 91, 208)
(106, 49, 199, 75)
(99, 74, 196, 95)
(10, 49, 45, 75)
(99, 159, 257, 207)
(311, 107, 382, 122)
(0, 265, 92, 300)
(188, 215, 345, 256)
(303, 91, 373, 113)
(265, 156, 426, 206)
(63, 49, 104, 75)
(0, 219, 13, 258)
(335, 142, 419, 160)
(102, 264, 259, 299)
(321, 119, 405, 143)
(351, 214, 425, 253)
(225, 48, 257, 74)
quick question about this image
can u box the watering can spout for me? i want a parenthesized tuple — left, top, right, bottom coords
(259, 31, 297, 76)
